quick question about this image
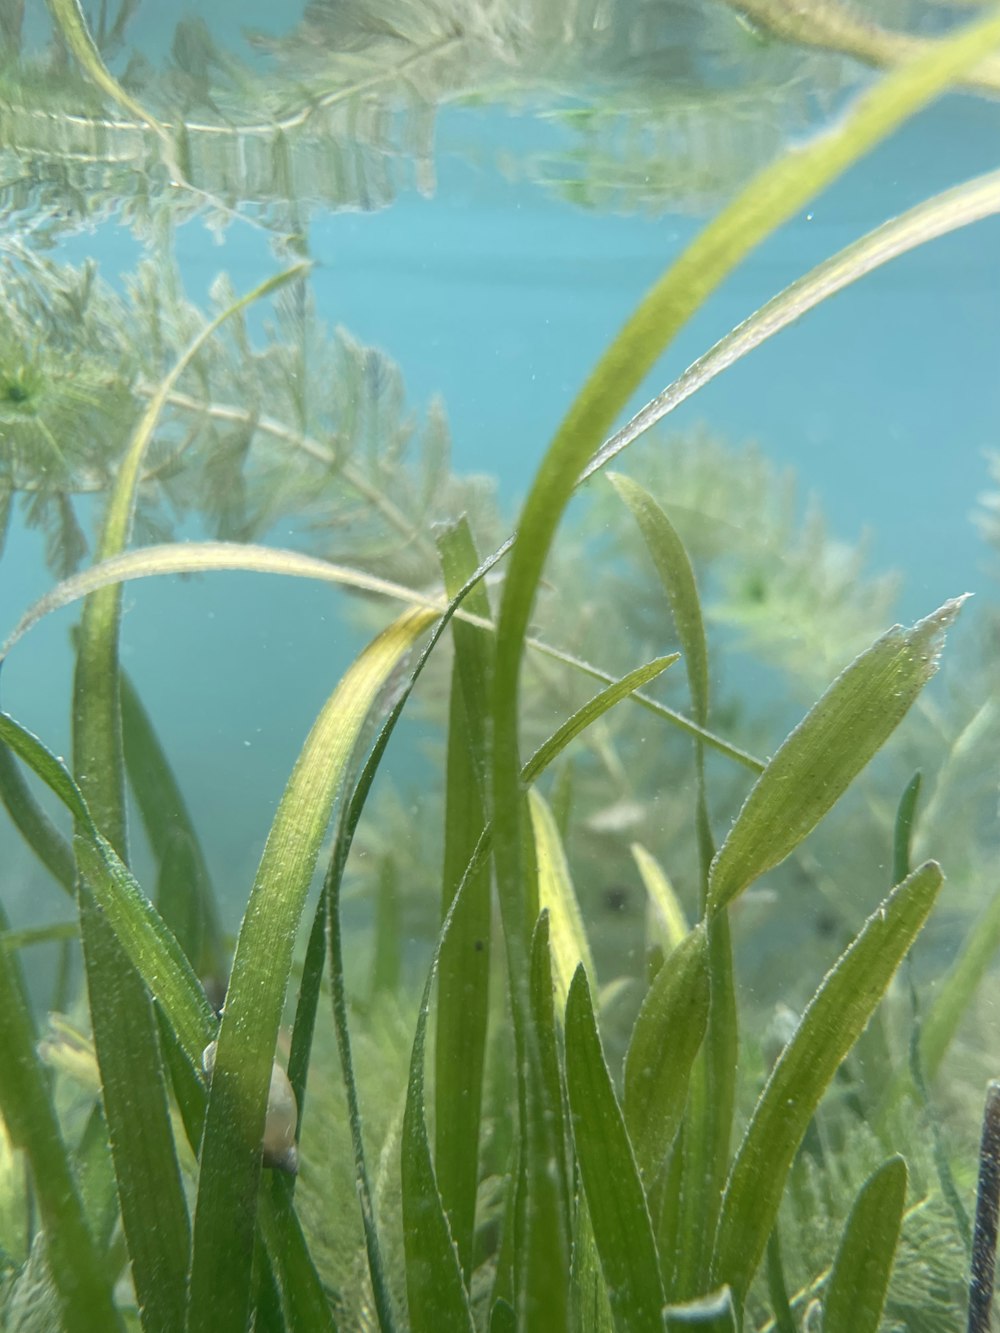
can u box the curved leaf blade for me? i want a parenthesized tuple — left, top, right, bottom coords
(609, 474, 708, 728)
(187, 606, 436, 1333)
(521, 654, 678, 785)
(582, 168, 1000, 482)
(823, 1155, 907, 1333)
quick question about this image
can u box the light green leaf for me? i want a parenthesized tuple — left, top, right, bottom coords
(582, 168, 1000, 482)
(188, 606, 435, 1333)
(712, 861, 942, 1310)
(609, 474, 708, 728)
(708, 599, 964, 914)
(565, 966, 665, 1333)
(529, 788, 595, 1011)
(822, 1156, 907, 1333)
(631, 843, 689, 960)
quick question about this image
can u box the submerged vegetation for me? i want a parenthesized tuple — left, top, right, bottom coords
(1, 1, 1000, 1330)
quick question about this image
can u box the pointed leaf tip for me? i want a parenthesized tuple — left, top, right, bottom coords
(708, 597, 966, 914)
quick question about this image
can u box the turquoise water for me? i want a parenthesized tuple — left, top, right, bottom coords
(2, 0, 1000, 947)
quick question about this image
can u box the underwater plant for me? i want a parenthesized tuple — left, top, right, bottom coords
(2, 3, 1000, 1333)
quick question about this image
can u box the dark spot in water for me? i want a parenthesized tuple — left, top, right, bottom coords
(603, 885, 629, 913)
(815, 910, 838, 939)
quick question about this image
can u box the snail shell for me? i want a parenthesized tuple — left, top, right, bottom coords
(202, 1041, 299, 1175)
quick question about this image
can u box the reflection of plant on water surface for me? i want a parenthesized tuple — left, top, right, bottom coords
(2, 1, 1000, 1330)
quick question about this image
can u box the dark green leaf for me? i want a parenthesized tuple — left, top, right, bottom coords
(623, 925, 709, 1186)
(0, 742, 75, 892)
(565, 966, 664, 1332)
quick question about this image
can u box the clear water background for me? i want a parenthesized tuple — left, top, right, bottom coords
(2, 1, 999, 949)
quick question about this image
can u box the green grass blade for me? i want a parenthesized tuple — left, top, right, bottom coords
(1, 540, 761, 776)
(609, 475, 708, 728)
(437, 517, 494, 791)
(583, 168, 1000, 482)
(0, 902, 122, 1332)
(521, 655, 677, 785)
(707, 599, 964, 914)
(530, 914, 572, 1208)
(0, 742, 75, 891)
(528, 788, 595, 1010)
(565, 966, 665, 1333)
(78, 891, 190, 1333)
(402, 853, 482, 1333)
(434, 519, 494, 1280)
(712, 861, 943, 1311)
(121, 673, 225, 983)
(892, 770, 923, 885)
(623, 925, 710, 1187)
(1, 541, 446, 662)
(822, 1156, 907, 1333)
(188, 606, 436, 1333)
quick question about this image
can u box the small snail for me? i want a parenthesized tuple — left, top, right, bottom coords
(202, 1041, 299, 1175)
